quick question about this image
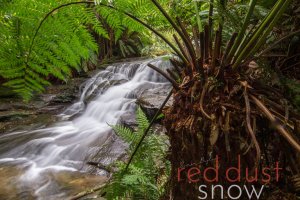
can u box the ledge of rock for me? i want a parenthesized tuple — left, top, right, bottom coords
(0, 111, 35, 122)
(0, 77, 87, 133)
(119, 112, 137, 129)
(137, 86, 173, 119)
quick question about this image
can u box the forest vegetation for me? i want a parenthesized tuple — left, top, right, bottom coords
(0, 0, 300, 199)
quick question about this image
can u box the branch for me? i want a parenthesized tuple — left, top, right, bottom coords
(167, 68, 179, 82)
(26, 1, 186, 64)
(244, 88, 261, 166)
(173, 34, 190, 66)
(176, 17, 198, 70)
(27, 1, 92, 63)
(147, 63, 180, 90)
(208, 0, 214, 56)
(200, 81, 212, 120)
(150, 0, 194, 62)
(169, 58, 183, 77)
(250, 95, 300, 152)
(221, 32, 238, 66)
(258, 29, 300, 56)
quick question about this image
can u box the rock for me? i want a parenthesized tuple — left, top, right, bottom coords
(50, 171, 108, 195)
(79, 196, 106, 200)
(38, 105, 66, 113)
(50, 93, 77, 104)
(118, 112, 137, 129)
(109, 78, 128, 86)
(0, 166, 36, 200)
(0, 86, 17, 98)
(0, 103, 13, 111)
(39, 94, 57, 104)
(40, 77, 86, 105)
(0, 111, 34, 122)
(0, 113, 57, 134)
(11, 103, 35, 110)
(152, 123, 167, 135)
(137, 86, 173, 119)
(0, 76, 88, 133)
(0, 166, 108, 200)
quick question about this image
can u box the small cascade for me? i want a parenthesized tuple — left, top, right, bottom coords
(0, 58, 172, 199)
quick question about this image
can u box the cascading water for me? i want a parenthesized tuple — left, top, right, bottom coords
(0, 58, 172, 199)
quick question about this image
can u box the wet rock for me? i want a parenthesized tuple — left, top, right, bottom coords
(0, 113, 57, 134)
(152, 123, 167, 135)
(38, 94, 57, 105)
(109, 78, 128, 86)
(50, 93, 77, 104)
(0, 86, 17, 98)
(0, 166, 108, 200)
(49, 171, 108, 198)
(40, 77, 86, 105)
(0, 103, 13, 111)
(38, 105, 66, 113)
(0, 111, 34, 122)
(11, 103, 36, 110)
(0, 166, 36, 200)
(0, 77, 89, 134)
(119, 112, 137, 128)
(137, 86, 173, 119)
(79, 195, 106, 200)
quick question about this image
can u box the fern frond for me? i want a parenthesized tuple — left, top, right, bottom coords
(0, 0, 101, 99)
(112, 125, 135, 144)
(107, 107, 170, 200)
(136, 106, 150, 132)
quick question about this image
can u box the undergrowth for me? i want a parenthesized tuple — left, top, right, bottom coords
(104, 107, 170, 200)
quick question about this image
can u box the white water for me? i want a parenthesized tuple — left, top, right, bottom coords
(0, 58, 171, 199)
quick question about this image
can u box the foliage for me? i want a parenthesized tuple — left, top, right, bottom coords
(0, 0, 299, 198)
(95, 0, 176, 56)
(169, 0, 269, 37)
(0, 1, 100, 100)
(126, 0, 300, 198)
(285, 79, 300, 111)
(0, 0, 153, 100)
(117, 31, 144, 58)
(106, 107, 170, 200)
(0, 0, 200, 100)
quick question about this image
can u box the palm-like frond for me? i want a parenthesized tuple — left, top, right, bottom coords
(0, 0, 103, 99)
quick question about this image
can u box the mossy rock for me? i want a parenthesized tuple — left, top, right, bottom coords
(0, 86, 17, 98)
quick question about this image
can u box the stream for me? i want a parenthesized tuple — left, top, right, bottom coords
(0, 58, 171, 199)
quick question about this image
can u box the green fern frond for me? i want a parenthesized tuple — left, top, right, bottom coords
(136, 106, 150, 132)
(0, 0, 104, 100)
(112, 125, 135, 144)
(107, 107, 170, 200)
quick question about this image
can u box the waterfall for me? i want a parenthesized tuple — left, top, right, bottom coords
(0, 58, 172, 199)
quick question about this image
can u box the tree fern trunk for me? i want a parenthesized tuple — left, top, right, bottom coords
(163, 82, 300, 199)
(164, 92, 206, 199)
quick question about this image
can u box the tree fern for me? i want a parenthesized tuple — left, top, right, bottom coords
(0, 0, 182, 100)
(0, 0, 206, 100)
(0, 1, 99, 99)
